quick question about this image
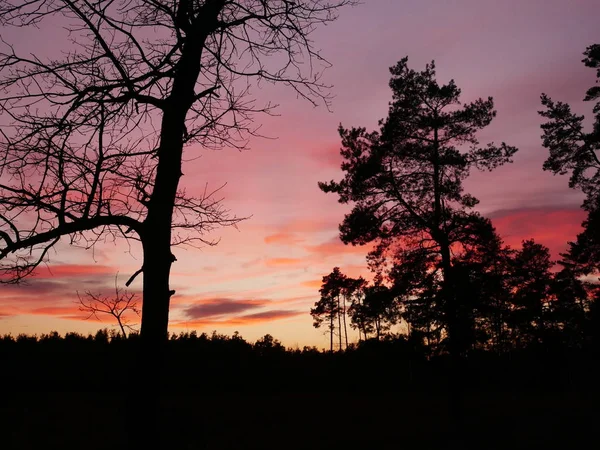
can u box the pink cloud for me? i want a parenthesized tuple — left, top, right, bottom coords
(307, 143, 344, 169)
(184, 298, 269, 319)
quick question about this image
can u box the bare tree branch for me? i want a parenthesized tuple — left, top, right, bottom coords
(77, 274, 140, 337)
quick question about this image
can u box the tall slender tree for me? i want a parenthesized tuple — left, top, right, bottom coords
(344, 276, 369, 341)
(311, 267, 346, 352)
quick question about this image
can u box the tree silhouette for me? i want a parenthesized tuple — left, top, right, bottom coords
(319, 57, 517, 358)
(344, 276, 369, 340)
(0, 0, 353, 346)
(311, 267, 346, 352)
(389, 246, 444, 351)
(540, 44, 600, 209)
(539, 44, 600, 285)
(548, 266, 591, 348)
(506, 240, 553, 347)
(77, 276, 140, 337)
(360, 278, 400, 340)
(452, 227, 515, 352)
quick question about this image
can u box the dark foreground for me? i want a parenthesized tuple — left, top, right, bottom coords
(0, 332, 597, 449)
(0, 391, 595, 449)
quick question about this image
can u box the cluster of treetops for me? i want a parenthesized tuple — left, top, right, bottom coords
(310, 44, 600, 359)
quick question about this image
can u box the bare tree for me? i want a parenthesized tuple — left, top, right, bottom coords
(77, 276, 140, 337)
(0, 0, 354, 346)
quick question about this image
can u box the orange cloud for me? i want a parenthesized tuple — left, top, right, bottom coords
(27, 305, 97, 321)
(264, 233, 305, 245)
(264, 217, 339, 235)
(31, 264, 115, 279)
(264, 258, 304, 267)
(301, 279, 322, 290)
(29, 306, 82, 316)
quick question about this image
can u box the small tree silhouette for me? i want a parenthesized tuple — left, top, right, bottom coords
(77, 276, 140, 337)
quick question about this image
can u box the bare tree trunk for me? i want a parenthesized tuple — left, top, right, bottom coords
(140, 105, 184, 348)
(134, 23, 217, 447)
(116, 317, 127, 338)
(139, 14, 215, 347)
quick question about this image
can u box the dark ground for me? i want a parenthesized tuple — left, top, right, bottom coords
(0, 390, 595, 449)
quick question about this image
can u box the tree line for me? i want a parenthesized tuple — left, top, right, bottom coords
(0, 328, 594, 393)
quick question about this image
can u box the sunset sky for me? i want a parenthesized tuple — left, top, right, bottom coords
(1, 0, 599, 348)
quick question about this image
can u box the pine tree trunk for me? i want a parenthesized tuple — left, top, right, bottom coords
(439, 237, 465, 445)
(330, 310, 334, 353)
(440, 242, 458, 357)
(337, 295, 342, 351)
(342, 294, 349, 348)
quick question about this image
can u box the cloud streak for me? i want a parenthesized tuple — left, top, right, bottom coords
(184, 298, 268, 319)
(177, 310, 302, 328)
(264, 258, 305, 268)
